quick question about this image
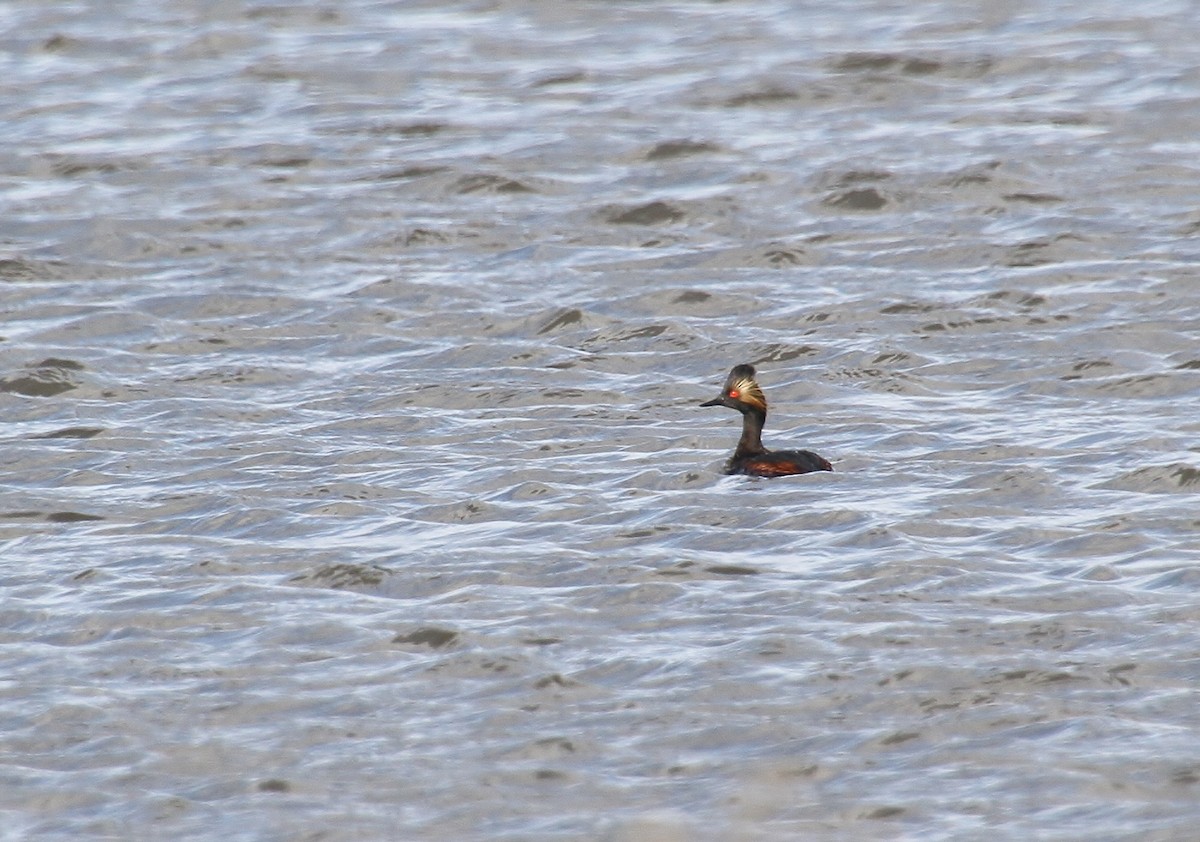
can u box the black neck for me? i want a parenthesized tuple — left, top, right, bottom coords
(735, 406, 767, 457)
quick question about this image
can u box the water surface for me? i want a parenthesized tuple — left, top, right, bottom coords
(3, 1, 1200, 839)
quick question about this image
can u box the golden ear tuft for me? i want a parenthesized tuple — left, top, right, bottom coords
(731, 375, 766, 409)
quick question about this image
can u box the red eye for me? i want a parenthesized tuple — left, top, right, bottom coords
(728, 389, 739, 398)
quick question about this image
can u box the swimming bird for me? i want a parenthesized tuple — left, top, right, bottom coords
(700, 363, 832, 477)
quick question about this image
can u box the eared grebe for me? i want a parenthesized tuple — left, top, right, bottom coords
(700, 363, 832, 477)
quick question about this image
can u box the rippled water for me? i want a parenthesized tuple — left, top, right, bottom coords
(4, 0, 1200, 839)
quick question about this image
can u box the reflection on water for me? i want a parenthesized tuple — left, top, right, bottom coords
(3, 0, 1200, 838)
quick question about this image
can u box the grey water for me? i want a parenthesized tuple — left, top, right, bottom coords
(3, 1, 1199, 839)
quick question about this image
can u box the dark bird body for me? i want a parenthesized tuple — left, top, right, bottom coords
(700, 364, 832, 477)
